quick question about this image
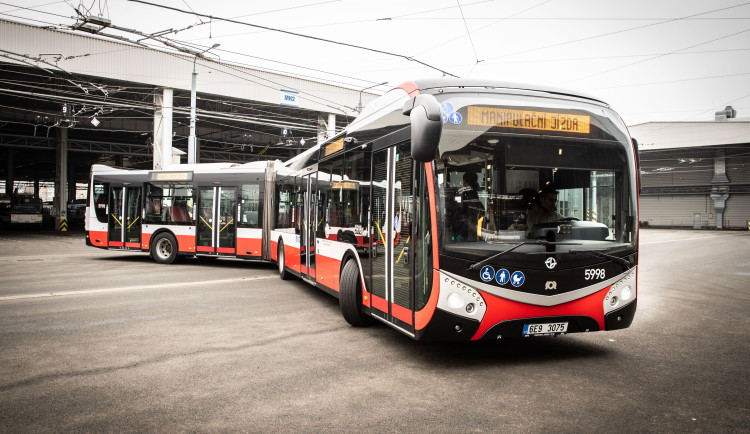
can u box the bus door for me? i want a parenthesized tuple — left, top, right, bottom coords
(108, 186, 142, 249)
(300, 173, 318, 280)
(371, 143, 414, 334)
(197, 186, 237, 255)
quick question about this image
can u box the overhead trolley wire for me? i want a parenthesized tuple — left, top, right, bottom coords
(456, 0, 481, 64)
(410, 0, 554, 59)
(0, 1, 71, 20)
(484, 2, 750, 62)
(567, 27, 750, 83)
(158, 47, 359, 117)
(127, 0, 459, 78)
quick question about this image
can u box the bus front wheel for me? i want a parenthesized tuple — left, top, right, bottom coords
(339, 259, 373, 327)
(152, 232, 179, 264)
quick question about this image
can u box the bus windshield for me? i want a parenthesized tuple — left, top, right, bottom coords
(435, 99, 637, 261)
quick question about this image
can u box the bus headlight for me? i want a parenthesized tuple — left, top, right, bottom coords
(447, 292, 463, 309)
(438, 272, 488, 321)
(621, 286, 632, 302)
(603, 268, 636, 315)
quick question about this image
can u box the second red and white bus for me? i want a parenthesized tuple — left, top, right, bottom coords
(86, 161, 273, 263)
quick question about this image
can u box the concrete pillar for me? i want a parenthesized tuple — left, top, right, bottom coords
(153, 88, 174, 170)
(68, 159, 76, 201)
(55, 128, 68, 230)
(317, 113, 337, 144)
(317, 114, 327, 145)
(327, 113, 336, 139)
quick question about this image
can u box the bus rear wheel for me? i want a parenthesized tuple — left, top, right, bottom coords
(339, 259, 373, 327)
(152, 232, 179, 264)
(278, 240, 289, 280)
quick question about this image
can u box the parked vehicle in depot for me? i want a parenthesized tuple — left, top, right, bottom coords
(85, 161, 274, 263)
(0, 194, 44, 228)
(67, 199, 87, 227)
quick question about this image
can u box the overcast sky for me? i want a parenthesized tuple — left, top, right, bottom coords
(3, 0, 750, 126)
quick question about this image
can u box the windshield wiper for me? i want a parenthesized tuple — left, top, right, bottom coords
(468, 240, 580, 271)
(570, 249, 631, 271)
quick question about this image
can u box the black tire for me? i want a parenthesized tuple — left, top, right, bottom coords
(277, 240, 290, 280)
(339, 259, 373, 327)
(151, 232, 179, 264)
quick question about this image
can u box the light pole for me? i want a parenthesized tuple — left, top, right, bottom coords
(188, 43, 220, 164)
(357, 81, 388, 113)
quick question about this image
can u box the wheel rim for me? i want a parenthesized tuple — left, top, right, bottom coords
(278, 245, 284, 273)
(156, 238, 172, 259)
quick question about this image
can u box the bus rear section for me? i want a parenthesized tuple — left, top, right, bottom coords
(86, 162, 272, 264)
(273, 79, 638, 341)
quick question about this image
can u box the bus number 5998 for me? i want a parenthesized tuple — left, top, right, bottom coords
(584, 269, 606, 280)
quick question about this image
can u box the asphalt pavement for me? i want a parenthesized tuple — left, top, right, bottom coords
(0, 228, 748, 432)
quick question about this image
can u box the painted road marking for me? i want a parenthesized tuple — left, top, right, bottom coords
(0, 275, 275, 302)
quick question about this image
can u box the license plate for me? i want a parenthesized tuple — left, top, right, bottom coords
(523, 322, 568, 336)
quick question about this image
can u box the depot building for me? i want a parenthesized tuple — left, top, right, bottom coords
(0, 18, 379, 228)
(630, 107, 750, 230)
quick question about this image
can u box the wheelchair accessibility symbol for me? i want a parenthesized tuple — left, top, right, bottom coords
(480, 265, 495, 282)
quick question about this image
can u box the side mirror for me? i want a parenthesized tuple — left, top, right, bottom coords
(403, 94, 442, 162)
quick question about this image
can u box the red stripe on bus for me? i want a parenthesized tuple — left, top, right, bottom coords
(371, 294, 388, 313)
(391, 302, 413, 325)
(415, 162, 440, 330)
(125, 242, 140, 248)
(196, 246, 213, 252)
(237, 237, 262, 256)
(416, 269, 440, 330)
(108, 241, 123, 247)
(176, 235, 195, 253)
(217, 247, 235, 254)
(90, 231, 107, 247)
(316, 254, 340, 291)
(471, 287, 609, 340)
(360, 272, 370, 309)
(142, 233, 152, 250)
(397, 81, 420, 97)
(286, 243, 300, 271)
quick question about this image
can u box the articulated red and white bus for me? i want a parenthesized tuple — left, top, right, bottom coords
(87, 79, 639, 341)
(85, 161, 274, 263)
(269, 79, 639, 340)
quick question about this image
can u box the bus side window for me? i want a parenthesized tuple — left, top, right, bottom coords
(239, 183, 262, 228)
(144, 184, 163, 224)
(317, 164, 332, 238)
(93, 182, 109, 223)
(275, 178, 295, 229)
